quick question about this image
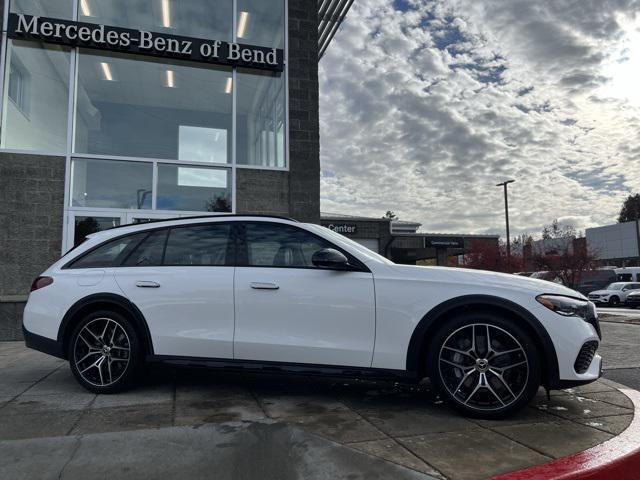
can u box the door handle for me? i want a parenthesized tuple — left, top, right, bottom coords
(250, 282, 279, 290)
(136, 281, 160, 288)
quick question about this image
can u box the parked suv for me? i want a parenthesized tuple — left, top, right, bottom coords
(626, 290, 640, 308)
(588, 282, 640, 306)
(23, 216, 602, 418)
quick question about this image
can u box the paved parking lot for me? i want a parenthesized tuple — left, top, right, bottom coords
(0, 339, 635, 480)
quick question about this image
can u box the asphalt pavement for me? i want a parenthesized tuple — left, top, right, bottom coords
(599, 318, 640, 390)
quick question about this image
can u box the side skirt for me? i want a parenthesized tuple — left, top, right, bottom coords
(146, 355, 419, 382)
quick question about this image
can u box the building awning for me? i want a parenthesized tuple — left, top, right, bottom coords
(318, 0, 354, 59)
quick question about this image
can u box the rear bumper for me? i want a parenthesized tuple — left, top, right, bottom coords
(23, 324, 65, 359)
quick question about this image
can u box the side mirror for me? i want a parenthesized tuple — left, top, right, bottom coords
(312, 248, 350, 270)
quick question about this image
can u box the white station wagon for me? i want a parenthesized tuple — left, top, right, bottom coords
(23, 216, 602, 418)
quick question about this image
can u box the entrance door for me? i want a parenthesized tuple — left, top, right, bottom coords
(66, 212, 123, 252)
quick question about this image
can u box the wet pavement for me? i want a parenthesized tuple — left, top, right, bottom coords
(0, 342, 635, 480)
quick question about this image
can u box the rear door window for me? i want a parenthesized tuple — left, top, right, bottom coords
(122, 230, 168, 267)
(164, 224, 233, 266)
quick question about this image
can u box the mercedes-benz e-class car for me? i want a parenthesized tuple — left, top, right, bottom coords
(23, 216, 602, 418)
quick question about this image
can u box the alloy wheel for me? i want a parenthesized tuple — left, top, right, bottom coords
(73, 317, 131, 387)
(438, 323, 529, 411)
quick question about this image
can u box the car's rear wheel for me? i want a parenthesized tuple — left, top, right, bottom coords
(427, 312, 541, 419)
(609, 296, 620, 307)
(68, 310, 141, 393)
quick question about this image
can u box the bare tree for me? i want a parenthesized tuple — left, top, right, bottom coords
(531, 238, 599, 288)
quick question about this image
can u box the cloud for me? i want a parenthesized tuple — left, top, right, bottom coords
(319, 0, 640, 237)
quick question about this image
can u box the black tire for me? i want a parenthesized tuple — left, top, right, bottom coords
(68, 310, 142, 394)
(609, 296, 620, 307)
(427, 311, 541, 419)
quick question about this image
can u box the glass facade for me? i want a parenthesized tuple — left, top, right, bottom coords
(1, 41, 70, 152)
(0, 0, 288, 249)
(74, 50, 233, 162)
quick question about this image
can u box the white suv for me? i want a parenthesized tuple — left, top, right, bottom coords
(23, 216, 602, 418)
(588, 282, 640, 306)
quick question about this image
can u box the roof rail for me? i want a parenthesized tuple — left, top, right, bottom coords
(102, 214, 299, 232)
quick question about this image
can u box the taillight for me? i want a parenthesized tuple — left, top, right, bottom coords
(30, 276, 53, 292)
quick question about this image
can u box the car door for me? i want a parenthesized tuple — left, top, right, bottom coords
(626, 283, 640, 299)
(114, 223, 235, 358)
(233, 222, 376, 367)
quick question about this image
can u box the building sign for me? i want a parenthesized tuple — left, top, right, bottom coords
(8, 14, 284, 72)
(326, 223, 358, 235)
(425, 237, 465, 248)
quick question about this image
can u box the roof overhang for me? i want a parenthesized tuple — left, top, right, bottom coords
(318, 0, 354, 59)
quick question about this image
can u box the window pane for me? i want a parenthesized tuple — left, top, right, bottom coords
(74, 216, 121, 246)
(78, 0, 232, 41)
(157, 164, 231, 212)
(10, 0, 73, 18)
(123, 230, 167, 266)
(75, 50, 232, 162)
(70, 233, 147, 269)
(71, 158, 153, 209)
(244, 223, 331, 268)
(237, 0, 284, 49)
(164, 225, 231, 266)
(237, 69, 286, 167)
(1, 41, 70, 153)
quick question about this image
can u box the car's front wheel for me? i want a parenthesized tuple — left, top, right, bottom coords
(608, 296, 620, 307)
(68, 310, 141, 393)
(427, 312, 541, 419)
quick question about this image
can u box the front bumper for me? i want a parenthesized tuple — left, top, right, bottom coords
(588, 297, 608, 304)
(532, 304, 602, 389)
(23, 324, 65, 359)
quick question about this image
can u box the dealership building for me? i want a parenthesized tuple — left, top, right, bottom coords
(321, 214, 499, 267)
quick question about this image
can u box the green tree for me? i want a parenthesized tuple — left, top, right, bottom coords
(383, 211, 398, 220)
(618, 194, 640, 223)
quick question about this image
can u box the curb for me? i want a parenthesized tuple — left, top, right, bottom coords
(489, 382, 640, 480)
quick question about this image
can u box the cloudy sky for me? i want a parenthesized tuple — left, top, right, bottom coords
(318, 0, 640, 238)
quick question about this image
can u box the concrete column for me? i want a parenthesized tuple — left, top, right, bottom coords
(436, 248, 448, 266)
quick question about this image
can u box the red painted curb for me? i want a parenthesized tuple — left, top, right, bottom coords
(489, 386, 640, 480)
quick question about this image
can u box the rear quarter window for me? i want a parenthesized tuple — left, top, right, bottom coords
(67, 233, 147, 269)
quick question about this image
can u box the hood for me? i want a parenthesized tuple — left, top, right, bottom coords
(588, 290, 615, 296)
(386, 265, 585, 298)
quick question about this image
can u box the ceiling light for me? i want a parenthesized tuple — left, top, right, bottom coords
(80, 0, 91, 16)
(161, 0, 171, 28)
(165, 70, 175, 88)
(237, 11, 249, 38)
(100, 62, 114, 81)
(225, 77, 233, 94)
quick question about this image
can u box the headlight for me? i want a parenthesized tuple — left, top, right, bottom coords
(536, 294, 592, 320)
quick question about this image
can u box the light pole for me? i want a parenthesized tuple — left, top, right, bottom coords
(496, 180, 515, 268)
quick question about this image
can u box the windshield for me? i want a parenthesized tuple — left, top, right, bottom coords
(306, 224, 395, 265)
(605, 282, 626, 290)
